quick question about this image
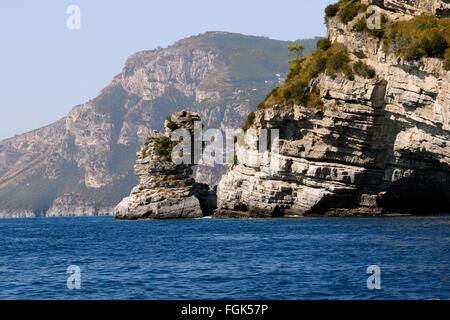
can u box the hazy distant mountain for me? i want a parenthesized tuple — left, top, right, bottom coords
(0, 32, 319, 217)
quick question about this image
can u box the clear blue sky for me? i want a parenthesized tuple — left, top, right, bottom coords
(0, 0, 334, 141)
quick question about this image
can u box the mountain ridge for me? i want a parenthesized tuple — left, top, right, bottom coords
(0, 31, 319, 218)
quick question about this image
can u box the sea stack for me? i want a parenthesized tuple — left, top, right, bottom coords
(114, 111, 216, 219)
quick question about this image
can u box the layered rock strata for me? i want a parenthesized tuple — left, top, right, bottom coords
(370, 0, 450, 18)
(0, 32, 311, 218)
(216, 2, 450, 217)
(114, 111, 216, 219)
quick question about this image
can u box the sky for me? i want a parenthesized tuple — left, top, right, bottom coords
(0, 0, 335, 141)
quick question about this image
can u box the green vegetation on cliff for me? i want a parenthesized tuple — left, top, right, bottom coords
(325, 0, 367, 24)
(258, 39, 364, 110)
(257, 6, 449, 115)
(445, 49, 450, 70)
(353, 60, 376, 78)
(354, 13, 388, 38)
(165, 116, 180, 131)
(326, 1, 449, 66)
(142, 136, 178, 161)
(383, 15, 450, 63)
(242, 112, 256, 131)
(154, 136, 174, 160)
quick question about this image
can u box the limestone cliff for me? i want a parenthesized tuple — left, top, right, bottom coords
(114, 111, 216, 220)
(372, 0, 449, 17)
(0, 32, 318, 218)
(216, 1, 450, 217)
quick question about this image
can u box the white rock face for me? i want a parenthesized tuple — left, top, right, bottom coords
(216, 4, 450, 217)
(0, 32, 295, 217)
(46, 195, 97, 217)
(364, 0, 450, 17)
(114, 111, 217, 220)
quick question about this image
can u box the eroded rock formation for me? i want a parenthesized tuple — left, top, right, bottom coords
(0, 32, 317, 218)
(216, 2, 450, 217)
(369, 0, 450, 17)
(114, 111, 216, 219)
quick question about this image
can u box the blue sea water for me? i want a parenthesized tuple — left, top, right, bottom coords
(0, 215, 448, 300)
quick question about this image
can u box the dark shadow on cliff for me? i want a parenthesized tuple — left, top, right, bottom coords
(306, 80, 449, 215)
(378, 150, 450, 214)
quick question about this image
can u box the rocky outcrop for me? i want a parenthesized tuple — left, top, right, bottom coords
(0, 32, 319, 218)
(216, 2, 450, 217)
(0, 210, 36, 219)
(115, 111, 216, 220)
(369, 0, 450, 17)
(46, 195, 97, 217)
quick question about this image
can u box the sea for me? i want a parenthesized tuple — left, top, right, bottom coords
(0, 215, 448, 300)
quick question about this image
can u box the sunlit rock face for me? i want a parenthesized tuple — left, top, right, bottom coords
(216, 3, 450, 217)
(114, 111, 217, 220)
(0, 32, 313, 217)
(366, 0, 450, 18)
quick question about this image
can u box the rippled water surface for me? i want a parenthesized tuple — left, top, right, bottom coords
(0, 215, 448, 299)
